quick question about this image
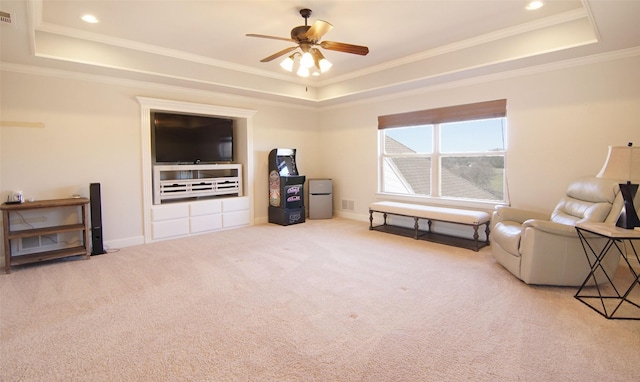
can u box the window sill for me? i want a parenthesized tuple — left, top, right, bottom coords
(375, 193, 508, 212)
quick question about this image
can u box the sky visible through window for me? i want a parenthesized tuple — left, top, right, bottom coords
(385, 118, 506, 153)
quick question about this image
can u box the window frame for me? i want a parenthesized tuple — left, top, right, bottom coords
(377, 100, 509, 209)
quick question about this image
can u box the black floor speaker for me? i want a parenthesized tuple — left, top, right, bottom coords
(89, 183, 106, 255)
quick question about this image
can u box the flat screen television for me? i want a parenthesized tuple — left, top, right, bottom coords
(152, 112, 233, 164)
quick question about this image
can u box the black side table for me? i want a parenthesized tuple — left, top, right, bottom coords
(575, 222, 640, 320)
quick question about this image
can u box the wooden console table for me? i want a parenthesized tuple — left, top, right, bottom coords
(1, 198, 91, 274)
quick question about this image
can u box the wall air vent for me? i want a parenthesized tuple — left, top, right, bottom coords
(0, 11, 12, 24)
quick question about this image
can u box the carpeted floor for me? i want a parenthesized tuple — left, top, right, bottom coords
(1, 217, 639, 381)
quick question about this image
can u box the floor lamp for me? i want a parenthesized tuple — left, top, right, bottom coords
(596, 143, 640, 229)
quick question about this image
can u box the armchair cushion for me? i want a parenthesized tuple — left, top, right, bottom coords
(551, 177, 620, 225)
(521, 219, 583, 237)
(493, 206, 549, 224)
(492, 221, 523, 255)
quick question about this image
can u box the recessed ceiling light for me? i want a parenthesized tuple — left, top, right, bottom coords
(526, 1, 544, 10)
(81, 14, 99, 24)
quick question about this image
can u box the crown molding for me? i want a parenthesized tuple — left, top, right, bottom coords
(34, 21, 302, 84)
(29, 0, 305, 85)
(0, 62, 318, 111)
(319, 46, 640, 111)
(316, 8, 593, 87)
(3, 44, 638, 111)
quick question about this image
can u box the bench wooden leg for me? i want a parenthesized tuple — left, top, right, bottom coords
(414, 217, 419, 239)
(473, 225, 480, 251)
(369, 209, 373, 230)
(484, 221, 491, 245)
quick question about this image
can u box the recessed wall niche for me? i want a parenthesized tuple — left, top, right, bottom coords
(137, 97, 256, 243)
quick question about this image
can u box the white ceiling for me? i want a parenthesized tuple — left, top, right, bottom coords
(1, 1, 640, 107)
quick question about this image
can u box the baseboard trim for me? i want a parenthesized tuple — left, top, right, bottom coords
(335, 211, 368, 221)
(104, 236, 144, 251)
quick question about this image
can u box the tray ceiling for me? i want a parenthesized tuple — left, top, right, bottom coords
(1, 1, 639, 107)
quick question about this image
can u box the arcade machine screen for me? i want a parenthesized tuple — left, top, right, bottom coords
(277, 154, 297, 176)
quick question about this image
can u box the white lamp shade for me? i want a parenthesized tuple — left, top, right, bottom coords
(296, 66, 310, 77)
(300, 52, 314, 68)
(318, 58, 332, 73)
(280, 56, 294, 72)
(596, 145, 640, 181)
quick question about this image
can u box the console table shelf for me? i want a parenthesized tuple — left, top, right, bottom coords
(9, 246, 89, 267)
(1, 198, 91, 274)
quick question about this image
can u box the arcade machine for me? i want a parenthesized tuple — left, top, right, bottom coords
(268, 148, 306, 225)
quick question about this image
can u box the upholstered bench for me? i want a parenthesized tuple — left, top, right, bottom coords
(369, 201, 491, 251)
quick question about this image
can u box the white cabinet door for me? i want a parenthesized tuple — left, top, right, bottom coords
(151, 204, 188, 221)
(191, 214, 223, 233)
(222, 197, 250, 227)
(152, 219, 189, 240)
(223, 210, 251, 228)
(151, 204, 190, 240)
(190, 200, 222, 216)
(222, 196, 249, 212)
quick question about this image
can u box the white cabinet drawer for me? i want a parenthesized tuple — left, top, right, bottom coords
(150, 196, 248, 241)
(191, 214, 222, 233)
(151, 204, 188, 221)
(222, 196, 249, 212)
(152, 219, 189, 239)
(223, 210, 251, 228)
(190, 200, 222, 216)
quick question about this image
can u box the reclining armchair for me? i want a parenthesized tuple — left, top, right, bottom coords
(491, 177, 623, 286)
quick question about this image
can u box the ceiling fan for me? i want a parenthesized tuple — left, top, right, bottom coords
(246, 8, 369, 76)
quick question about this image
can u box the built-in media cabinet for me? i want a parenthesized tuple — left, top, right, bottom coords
(150, 164, 249, 241)
(153, 164, 242, 204)
(138, 97, 256, 244)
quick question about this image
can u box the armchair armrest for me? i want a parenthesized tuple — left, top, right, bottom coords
(493, 206, 549, 225)
(521, 219, 577, 237)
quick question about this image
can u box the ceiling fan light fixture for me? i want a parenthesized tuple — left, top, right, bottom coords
(300, 52, 314, 68)
(311, 49, 332, 73)
(319, 58, 332, 73)
(297, 66, 310, 77)
(280, 55, 295, 72)
(247, 8, 369, 78)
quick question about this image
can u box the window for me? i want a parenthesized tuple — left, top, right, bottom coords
(378, 100, 507, 205)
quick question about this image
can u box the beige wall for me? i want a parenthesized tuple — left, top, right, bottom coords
(1, 53, 639, 253)
(322, 54, 640, 217)
(0, 72, 320, 250)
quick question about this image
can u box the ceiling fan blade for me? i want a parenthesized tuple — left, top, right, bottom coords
(246, 33, 295, 43)
(320, 41, 369, 56)
(260, 46, 298, 63)
(304, 20, 333, 42)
